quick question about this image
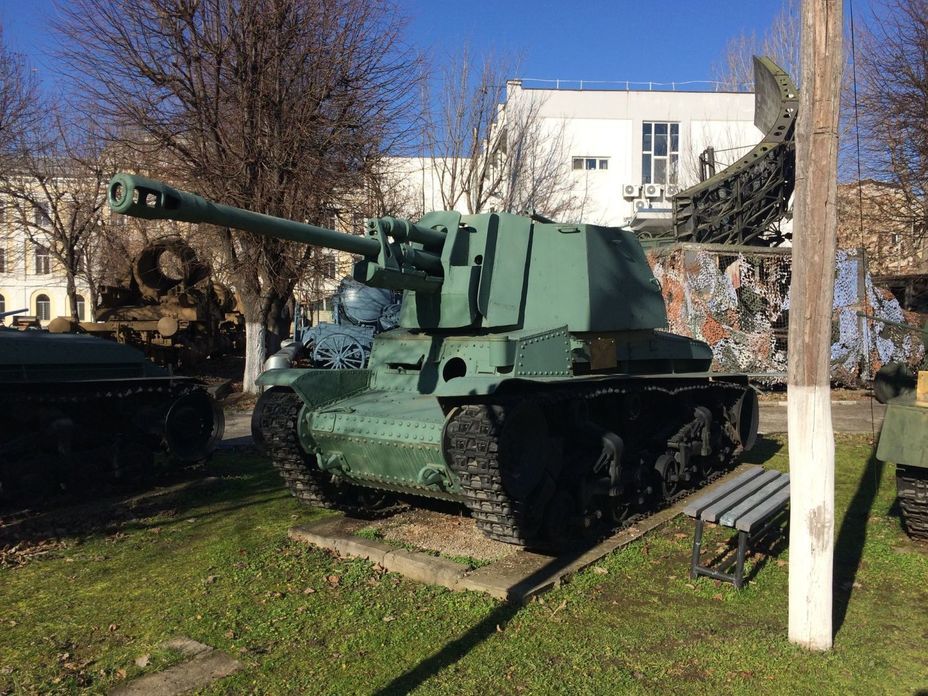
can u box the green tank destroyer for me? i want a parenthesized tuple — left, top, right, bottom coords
(876, 391, 928, 540)
(874, 320, 928, 540)
(109, 173, 758, 547)
(0, 312, 223, 499)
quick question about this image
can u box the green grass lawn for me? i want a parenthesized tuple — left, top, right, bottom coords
(1, 435, 926, 695)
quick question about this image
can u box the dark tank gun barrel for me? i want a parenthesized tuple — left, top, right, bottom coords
(108, 173, 446, 293)
(0, 308, 28, 320)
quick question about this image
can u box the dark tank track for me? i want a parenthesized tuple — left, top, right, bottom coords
(897, 466, 928, 540)
(0, 379, 219, 500)
(255, 388, 403, 517)
(444, 380, 754, 548)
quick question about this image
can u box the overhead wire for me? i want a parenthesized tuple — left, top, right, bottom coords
(848, 0, 878, 442)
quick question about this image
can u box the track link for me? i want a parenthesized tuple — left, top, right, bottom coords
(897, 465, 928, 540)
(256, 388, 404, 517)
(444, 403, 547, 545)
(256, 389, 347, 508)
(445, 381, 751, 547)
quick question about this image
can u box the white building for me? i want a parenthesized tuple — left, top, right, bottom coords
(0, 217, 91, 327)
(505, 81, 761, 227)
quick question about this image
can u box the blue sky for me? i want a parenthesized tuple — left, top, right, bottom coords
(1, 0, 871, 93)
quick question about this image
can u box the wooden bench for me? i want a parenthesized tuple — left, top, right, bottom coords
(683, 466, 790, 589)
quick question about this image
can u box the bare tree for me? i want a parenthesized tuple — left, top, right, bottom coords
(0, 23, 41, 157)
(855, 0, 928, 254)
(425, 49, 584, 219)
(0, 117, 116, 321)
(712, 0, 802, 90)
(56, 0, 420, 392)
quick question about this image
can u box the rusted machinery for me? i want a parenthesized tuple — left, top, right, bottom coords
(49, 237, 244, 367)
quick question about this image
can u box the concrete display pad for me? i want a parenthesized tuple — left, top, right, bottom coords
(289, 465, 753, 603)
(109, 638, 240, 696)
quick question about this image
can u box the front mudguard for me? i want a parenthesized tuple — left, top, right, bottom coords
(254, 368, 370, 453)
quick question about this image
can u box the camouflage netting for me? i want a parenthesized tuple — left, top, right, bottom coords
(647, 245, 925, 386)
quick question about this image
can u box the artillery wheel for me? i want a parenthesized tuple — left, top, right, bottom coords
(312, 333, 367, 369)
(897, 465, 928, 540)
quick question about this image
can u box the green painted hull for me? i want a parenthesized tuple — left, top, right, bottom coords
(259, 364, 752, 505)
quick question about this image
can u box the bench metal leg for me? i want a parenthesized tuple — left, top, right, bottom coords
(734, 530, 748, 589)
(690, 519, 705, 580)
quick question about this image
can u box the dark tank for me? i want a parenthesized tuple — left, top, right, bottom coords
(0, 314, 223, 499)
(109, 173, 758, 548)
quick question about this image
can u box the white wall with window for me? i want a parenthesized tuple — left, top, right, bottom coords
(505, 81, 760, 225)
(34, 292, 51, 321)
(34, 244, 51, 275)
(0, 196, 92, 327)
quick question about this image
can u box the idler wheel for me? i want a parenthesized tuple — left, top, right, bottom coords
(732, 388, 759, 451)
(164, 390, 224, 461)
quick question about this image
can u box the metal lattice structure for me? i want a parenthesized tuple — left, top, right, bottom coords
(670, 57, 798, 246)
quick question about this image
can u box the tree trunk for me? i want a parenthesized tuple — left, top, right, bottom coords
(65, 269, 79, 322)
(241, 294, 270, 395)
(787, 0, 842, 652)
(265, 292, 292, 356)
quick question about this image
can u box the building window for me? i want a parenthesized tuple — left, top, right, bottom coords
(0, 247, 5, 273)
(0, 293, 4, 315)
(34, 244, 50, 275)
(642, 122, 679, 185)
(36, 294, 50, 321)
(572, 157, 610, 171)
(34, 202, 50, 226)
(74, 294, 85, 321)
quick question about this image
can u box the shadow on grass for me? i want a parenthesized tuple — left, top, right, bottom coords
(0, 452, 285, 550)
(833, 447, 883, 637)
(740, 435, 784, 466)
(374, 542, 605, 695)
(699, 510, 789, 585)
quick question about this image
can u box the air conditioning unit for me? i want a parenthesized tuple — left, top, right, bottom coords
(643, 183, 663, 199)
(622, 184, 640, 199)
(665, 184, 680, 198)
(633, 199, 649, 212)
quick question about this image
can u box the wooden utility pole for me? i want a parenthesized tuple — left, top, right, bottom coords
(787, 0, 843, 651)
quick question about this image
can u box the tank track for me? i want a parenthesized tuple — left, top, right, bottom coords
(443, 404, 548, 545)
(445, 381, 749, 547)
(0, 380, 208, 499)
(257, 389, 404, 517)
(897, 465, 928, 541)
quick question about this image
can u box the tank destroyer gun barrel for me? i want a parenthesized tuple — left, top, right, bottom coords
(108, 173, 447, 293)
